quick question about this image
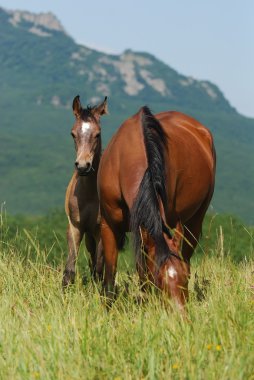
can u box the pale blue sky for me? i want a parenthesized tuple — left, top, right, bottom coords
(1, 0, 253, 117)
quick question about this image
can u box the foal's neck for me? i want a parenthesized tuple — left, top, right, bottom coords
(91, 143, 101, 177)
(79, 143, 101, 187)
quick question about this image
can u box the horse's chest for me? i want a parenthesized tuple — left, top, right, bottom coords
(81, 202, 100, 228)
(68, 196, 99, 230)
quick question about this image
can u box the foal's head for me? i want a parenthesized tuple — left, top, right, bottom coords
(71, 95, 108, 176)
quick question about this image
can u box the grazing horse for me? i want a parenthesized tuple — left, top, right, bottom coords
(98, 107, 216, 309)
(62, 95, 107, 287)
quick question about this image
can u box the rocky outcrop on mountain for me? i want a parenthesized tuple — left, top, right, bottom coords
(2, 7, 66, 37)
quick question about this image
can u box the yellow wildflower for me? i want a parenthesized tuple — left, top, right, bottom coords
(207, 344, 212, 350)
(216, 344, 222, 351)
(172, 363, 179, 370)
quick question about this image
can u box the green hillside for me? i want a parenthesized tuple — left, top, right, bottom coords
(0, 7, 253, 222)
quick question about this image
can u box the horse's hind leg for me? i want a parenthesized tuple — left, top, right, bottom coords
(100, 216, 120, 301)
(93, 224, 105, 280)
(95, 239, 104, 281)
(181, 196, 212, 262)
(62, 222, 84, 288)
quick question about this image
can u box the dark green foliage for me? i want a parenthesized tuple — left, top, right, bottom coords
(0, 209, 67, 266)
(196, 213, 253, 261)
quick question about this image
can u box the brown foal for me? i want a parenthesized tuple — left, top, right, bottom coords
(98, 106, 216, 310)
(62, 95, 107, 287)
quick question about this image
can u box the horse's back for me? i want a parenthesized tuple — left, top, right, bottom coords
(158, 111, 214, 156)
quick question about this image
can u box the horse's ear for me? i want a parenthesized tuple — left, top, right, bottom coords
(72, 95, 82, 118)
(92, 96, 108, 119)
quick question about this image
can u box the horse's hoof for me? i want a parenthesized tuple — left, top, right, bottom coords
(102, 286, 118, 308)
(95, 271, 104, 283)
(62, 270, 75, 289)
(82, 273, 89, 286)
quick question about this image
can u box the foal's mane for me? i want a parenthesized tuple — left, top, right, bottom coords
(80, 106, 94, 119)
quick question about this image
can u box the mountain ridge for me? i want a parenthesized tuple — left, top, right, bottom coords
(0, 7, 235, 113)
(1, 6, 66, 35)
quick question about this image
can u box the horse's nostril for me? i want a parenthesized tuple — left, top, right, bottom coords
(75, 161, 91, 173)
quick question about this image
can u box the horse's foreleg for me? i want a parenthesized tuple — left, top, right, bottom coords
(62, 223, 83, 288)
(100, 217, 119, 301)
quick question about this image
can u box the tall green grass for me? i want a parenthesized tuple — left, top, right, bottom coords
(0, 211, 254, 379)
(3, 208, 254, 265)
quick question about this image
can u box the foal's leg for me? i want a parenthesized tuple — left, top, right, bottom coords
(100, 217, 119, 300)
(85, 226, 104, 281)
(84, 232, 97, 279)
(62, 222, 84, 287)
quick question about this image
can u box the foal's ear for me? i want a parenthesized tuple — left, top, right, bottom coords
(92, 96, 108, 119)
(72, 95, 82, 118)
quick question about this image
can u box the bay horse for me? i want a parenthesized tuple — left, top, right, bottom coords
(62, 95, 107, 287)
(98, 107, 216, 309)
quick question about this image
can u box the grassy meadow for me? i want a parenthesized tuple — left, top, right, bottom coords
(0, 210, 254, 379)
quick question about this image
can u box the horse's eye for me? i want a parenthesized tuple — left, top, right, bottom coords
(95, 133, 101, 139)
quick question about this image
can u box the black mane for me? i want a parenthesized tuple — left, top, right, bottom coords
(130, 106, 173, 269)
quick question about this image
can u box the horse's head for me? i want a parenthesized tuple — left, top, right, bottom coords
(157, 223, 190, 310)
(71, 95, 108, 176)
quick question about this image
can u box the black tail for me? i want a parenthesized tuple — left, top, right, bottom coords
(130, 106, 172, 269)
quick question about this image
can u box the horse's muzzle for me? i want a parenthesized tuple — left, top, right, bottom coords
(77, 168, 92, 177)
(75, 162, 92, 176)
(78, 168, 92, 176)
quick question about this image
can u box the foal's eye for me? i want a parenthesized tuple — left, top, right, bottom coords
(95, 133, 101, 139)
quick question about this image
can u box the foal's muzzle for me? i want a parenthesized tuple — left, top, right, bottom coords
(75, 162, 92, 176)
